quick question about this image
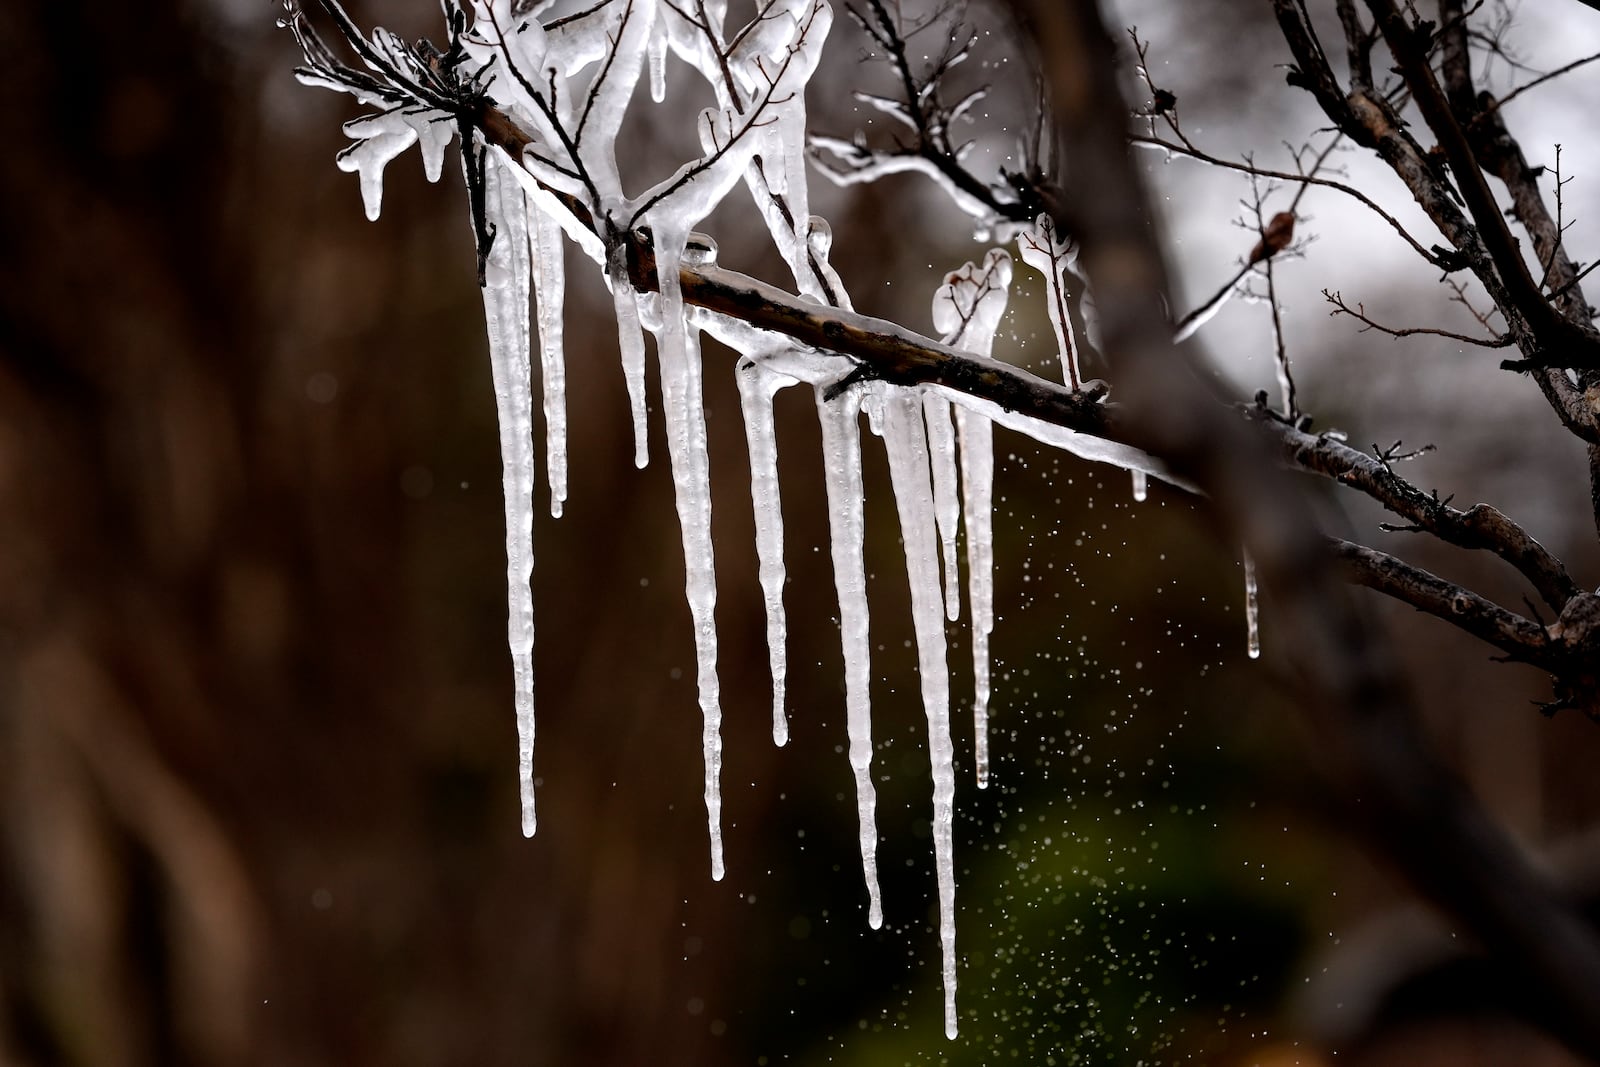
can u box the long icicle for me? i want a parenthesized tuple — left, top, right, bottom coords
(737, 358, 791, 746)
(1244, 550, 1261, 660)
(609, 242, 651, 469)
(932, 249, 1012, 790)
(530, 208, 569, 518)
(880, 389, 959, 1039)
(954, 404, 994, 788)
(657, 312, 725, 880)
(923, 393, 963, 622)
(476, 153, 539, 837)
(816, 386, 884, 929)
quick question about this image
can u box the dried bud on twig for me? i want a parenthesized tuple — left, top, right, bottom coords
(1248, 211, 1296, 265)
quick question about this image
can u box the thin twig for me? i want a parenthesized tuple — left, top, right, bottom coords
(1323, 289, 1514, 347)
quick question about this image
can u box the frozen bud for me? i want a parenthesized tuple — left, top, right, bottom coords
(806, 216, 833, 256)
(684, 232, 719, 267)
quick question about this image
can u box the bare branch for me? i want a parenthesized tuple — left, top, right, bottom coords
(1494, 50, 1600, 111)
(1322, 288, 1514, 347)
(1330, 538, 1554, 667)
(1131, 134, 1443, 267)
(1269, 416, 1579, 611)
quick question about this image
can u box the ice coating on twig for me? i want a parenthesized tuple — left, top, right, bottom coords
(879, 389, 959, 1038)
(944, 390, 1187, 491)
(475, 155, 540, 837)
(337, 107, 423, 221)
(1244, 550, 1261, 660)
(737, 358, 792, 746)
(1017, 213, 1083, 391)
(461, 1, 551, 133)
(815, 387, 884, 930)
(932, 250, 1012, 788)
(493, 148, 609, 264)
(528, 209, 569, 517)
(810, 135, 994, 223)
(803, 216, 853, 308)
(750, 1, 832, 290)
(574, 0, 657, 205)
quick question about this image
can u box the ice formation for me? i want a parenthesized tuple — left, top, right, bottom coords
(931, 250, 1014, 790)
(294, 0, 1221, 1040)
(736, 356, 791, 747)
(815, 388, 884, 930)
(1017, 213, 1084, 391)
(476, 155, 540, 837)
(877, 389, 960, 1037)
(1244, 550, 1261, 660)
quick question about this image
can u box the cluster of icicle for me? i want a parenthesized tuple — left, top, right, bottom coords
(298, 0, 1243, 1038)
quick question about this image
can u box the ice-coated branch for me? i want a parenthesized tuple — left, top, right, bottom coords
(809, 0, 1033, 229)
(291, 0, 1600, 1044)
(477, 84, 1588, 659)
(294, 0, 1590, 720)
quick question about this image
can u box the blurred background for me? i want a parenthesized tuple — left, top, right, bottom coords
(3, 1, 1600, 1064)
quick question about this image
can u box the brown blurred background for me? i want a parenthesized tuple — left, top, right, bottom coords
(3, 2, 1600, 1065)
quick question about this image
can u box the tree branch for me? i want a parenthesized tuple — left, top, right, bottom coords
(481, 84, 1587, 627)
(1330, 538, 1553, 667)
(1016, 1, 1600, 1059)
(1434, 0, 1600, 535)
(1269, 416, 1578, 611)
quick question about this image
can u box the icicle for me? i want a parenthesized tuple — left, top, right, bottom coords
(649, 22, 670, 102)
(653, 299, 725, 879)
(879, 389, 958, 1039)
(608, 242, 651, 469)
(403, 109, 454, 183)
(737, 358, 790, 746)
(923, 393, 962, 622)
(954, 405, 993, 789)
(336, 107, 422, 221)
(815, 386, 883, 929)
(529, 208, 568, 517)
(474, 155, 539, 837)
(932, 249, 1012, 790)
(1244, 550, 1261, 660)
(1131, 469, 1148, 503)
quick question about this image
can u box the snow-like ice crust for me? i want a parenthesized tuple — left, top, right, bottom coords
(301, 0, 1208, 1038)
